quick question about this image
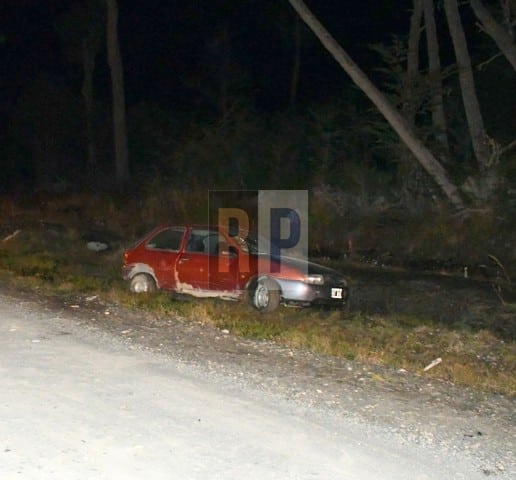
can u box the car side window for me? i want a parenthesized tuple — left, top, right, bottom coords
(186, 229, 226, 255)
(186, 231, 207, 253)
(146, 228, 184, 251)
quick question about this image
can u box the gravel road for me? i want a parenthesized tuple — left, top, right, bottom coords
(0, 290, 514, 479)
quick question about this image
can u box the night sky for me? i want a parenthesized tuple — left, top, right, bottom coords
(1, 0, 514, 193)
(0, 0, 412, 113)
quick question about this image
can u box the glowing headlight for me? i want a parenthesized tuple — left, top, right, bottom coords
(304, 274, 324, 285)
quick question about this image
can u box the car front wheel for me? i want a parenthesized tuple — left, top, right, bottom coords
(251, 277, 281, 313)
(130, 273, 157, 293)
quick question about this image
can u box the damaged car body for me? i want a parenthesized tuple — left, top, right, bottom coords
(122, 225, 349, 313)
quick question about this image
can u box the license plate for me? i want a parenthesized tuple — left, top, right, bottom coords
(331, 288, 343, 299)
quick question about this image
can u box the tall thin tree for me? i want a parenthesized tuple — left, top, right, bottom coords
(423, 0, 450, 153)
(55, 1, 103, 182)
(404, 0, 423, 127)
(106, 0, 129, 187)
(82, 19, 102, 177)
(443, 0, 491, 170)
(499, 0, 515, 39)
(286, 0, 465, 210)
(470, 0, 516, 71)
(290, 16, 302, 108)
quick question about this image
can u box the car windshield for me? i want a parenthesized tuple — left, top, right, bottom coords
(230, 232, 286, 256)
(230, 232, 259, 254)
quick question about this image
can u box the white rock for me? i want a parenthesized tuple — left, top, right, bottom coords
(86, 241, 109, 252)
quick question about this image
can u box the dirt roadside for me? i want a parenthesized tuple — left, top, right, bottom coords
(342, 263, 516, 338)
(0, 271, 514, 477)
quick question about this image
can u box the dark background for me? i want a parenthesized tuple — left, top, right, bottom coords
(0, 0, 514, 193)
(0, 1, 408, 108)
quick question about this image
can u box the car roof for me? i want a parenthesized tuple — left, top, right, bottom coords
(155, 224, 225, 230)
(156, 224, 252, 235)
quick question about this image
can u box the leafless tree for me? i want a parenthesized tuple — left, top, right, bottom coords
(423, 0, 450, 153)
(55, 1, 103, 181)
(404, 0, 423, 126)
(290, 16, 302, 108)
(500, 0, 516, 38)
(286, 0, 465, 210)
(106, 0, 129, 187)
(82, 20, 102, 176)
(443, 0, 491, 170)
(470, 0, 516, 71)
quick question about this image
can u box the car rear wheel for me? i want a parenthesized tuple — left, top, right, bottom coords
(251, 277, 281, 313)
(130, 273, 157, 293)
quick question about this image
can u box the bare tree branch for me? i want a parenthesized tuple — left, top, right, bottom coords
(286, 0, 465, 210)
(471, 0, 516, 71)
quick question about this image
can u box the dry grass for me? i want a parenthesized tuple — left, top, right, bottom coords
(0, 192, 515, 396)
(105, 287, 516, 395)
(1, 253, 514, 396)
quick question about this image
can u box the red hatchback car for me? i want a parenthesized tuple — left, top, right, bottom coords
(123, 225, 349, 313)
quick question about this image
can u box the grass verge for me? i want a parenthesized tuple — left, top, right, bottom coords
(0, 227, 514, 397)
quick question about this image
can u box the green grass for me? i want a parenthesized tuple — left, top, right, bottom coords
(0, 224, 514, 397)
(108, 290, 516, 396)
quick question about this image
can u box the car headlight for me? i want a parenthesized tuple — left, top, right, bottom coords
(304, 274, 324, 285)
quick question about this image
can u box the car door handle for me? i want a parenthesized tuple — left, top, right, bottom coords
(178, 257, 190, 264)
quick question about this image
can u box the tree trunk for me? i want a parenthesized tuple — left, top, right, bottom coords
(290, 16, 301, 108)
(404, 0, 423, 127)
(470, 0, 516, 71)
(82, 33, 99, 179)
(499, 0, 515, 39)
(423, 0, 450, 153)
(443, 0, 491, 170)
(106, 0, 129, 187)
(286, 0, 465, 210)
(218, 23, 231, 116)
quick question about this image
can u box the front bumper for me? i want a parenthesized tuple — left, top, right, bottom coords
(276, 278, 349, 306)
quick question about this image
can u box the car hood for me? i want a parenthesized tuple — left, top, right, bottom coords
(256, 253, 344, 277)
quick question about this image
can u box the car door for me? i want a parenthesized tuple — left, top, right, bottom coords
(207, 232, 240, 291)
(143, 227, 186, 289)
(175, 228, 211, 291)
(175, 228, 238, 292)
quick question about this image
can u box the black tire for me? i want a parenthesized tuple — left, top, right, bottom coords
(251, 277, 281, 313)
(129, 273, 157, 293)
